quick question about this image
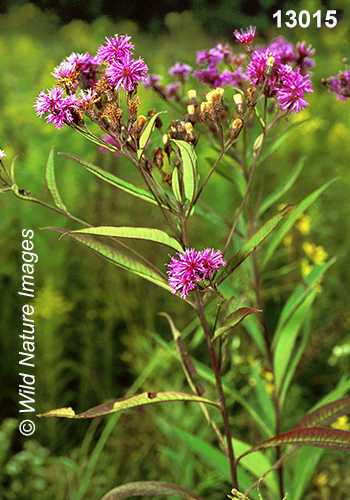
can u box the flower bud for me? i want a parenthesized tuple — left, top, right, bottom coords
(184, 122, 196, 144)
(153, 147, 164, 170)
(228, 118, 243, 141)
(265, 55, 274, 77)
(233, 93, 246, 116)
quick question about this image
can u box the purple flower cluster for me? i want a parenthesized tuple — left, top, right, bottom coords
(34, 33, 149, 129)
(193, 43, 248, 89)
(326, 70, 350, 101)
(244, 34, 314, 113)
(34, 86, 80, 129)
(167, 248, 226, 298)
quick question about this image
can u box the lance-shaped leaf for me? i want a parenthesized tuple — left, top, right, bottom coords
(171, 139, 199, 210)
(58, 152, 164, 208)
(258, 156, 305, 217)
(45, 227, 171, 292)
(45, 146, 68, 212)
(68, 226, 183, 252)
(138, 111, 165, 155)
(99, 481, 205, 500)
(262, 177, 338, 266)
(237, 427, 350, 462)
(37, 391, 219, 419)
(218, 204, 293, 283)
(212, 308, 262, 343)
(292, 396, 350, 430)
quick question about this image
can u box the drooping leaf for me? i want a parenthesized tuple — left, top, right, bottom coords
(68, 226, 183, 252)
(258, 156, 306, 217)
(58, 152, 163, 207)
(262, 178, 338, 265)
(44, 227, 171, 292)
(238, 427, 350, 461)
(138, 111, 165, 153)
(99, 481, 205, 500)
(292, 396, 350, 430)
(218, 204, 293, 283)
(37, 391, 219, 419)
(45, 146, 68, 212)
(171, 139, 199, 209)
(212, 308, 262, 342)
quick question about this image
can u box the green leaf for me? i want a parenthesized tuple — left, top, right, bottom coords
(238, 427, 350, 461)
(258, 156, 306, 217)
(11, 184, 36, 202)
(273, 291, 316, 395)
(171, 139, 199, 209)
(37, 391, 219, 419)
(138, 112, 165, 153)
(58, 152, 163, 208)
(69, 226, 183, 252)
(171, 165, 182, 203)
(262, 177, 338, 266)
(273, 258, 336, 348)
(45, 146, 68, 212)
(212, 308, 262, 342)
(292, 395, 350, 430)
(44, 227, 171, 292)
(218, 204, 293, 283)
(99, 481, 205, 500)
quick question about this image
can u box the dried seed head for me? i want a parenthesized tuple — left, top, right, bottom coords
(162, 133, 173, 155)
(153, 147, 164, 170)
(128, 96, 141, 124)
(247, 86, 256, 108)
(184, 121, 196, 144)
(175, 120, 186, 135)
(199, 101, 210, 122)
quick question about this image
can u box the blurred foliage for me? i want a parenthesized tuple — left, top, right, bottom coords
(1, 2, 350, 499)
(0, 0, 342, 37)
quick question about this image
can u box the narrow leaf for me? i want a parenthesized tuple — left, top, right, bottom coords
(258, 156, 306, 217)
(99, 481, 205, 500)
(274, 291, 316, 394)
(37, 391, 219, 419)
(58, 152, 163, 207)
(218, 204, 293, 283)
(238, 427, 350, 461)
(69, 226, 183, 252)
(171, 166, 182, 203)
(212, 308, 262, 342)
(44, 227, 171, 292)
(45, 146, 68, 212)
(292, 396, 350, 430)
(172, 139, 199, 208)
(138, 112, 165, 152)
(262, 178, 338, 266)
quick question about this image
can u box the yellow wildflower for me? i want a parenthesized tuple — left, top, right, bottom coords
(302, 242, 328, 265)
(295, 213, 311, 235)
(332, 415, 350, 431)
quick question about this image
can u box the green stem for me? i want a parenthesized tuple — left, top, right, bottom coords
(193, 289, 238, 489)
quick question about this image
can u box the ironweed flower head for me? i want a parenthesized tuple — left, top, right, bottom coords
(169, 62, 192, 80)
(167, 248, 226, 299)
(324, 69, 350, 100)
(275, 68, 313, 113)
(96, 34, 134, 64)
(34, 86, 80, 129)
(105, 54, 148, 92)
(0, 149, 5, 160)
(234, 26, 256, 47)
